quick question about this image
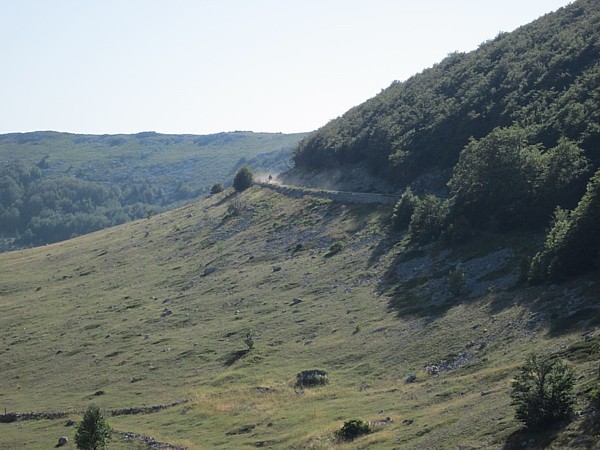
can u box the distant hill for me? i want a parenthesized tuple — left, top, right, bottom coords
(0, 130, 307, 250)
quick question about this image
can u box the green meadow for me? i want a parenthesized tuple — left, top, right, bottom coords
(1, 186, 598, 449)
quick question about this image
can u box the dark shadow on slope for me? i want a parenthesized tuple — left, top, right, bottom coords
(385, 276, 460, 320)
(208, 191, 237, 208)
(223, 349, 249, 367)
(490, 272, 600, 338)
(367, 234, 400, 268)
(578, 398, 600, 443)
(547, 307, 600, 337)
(503, 419, 572, 450)
(379, 229, 599, 338)
(378, 242, 474, 320)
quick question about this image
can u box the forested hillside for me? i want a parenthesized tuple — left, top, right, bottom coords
(0, 131, 306, 250)
(293, 0, 598, 183)
(291, 0, 600, 280)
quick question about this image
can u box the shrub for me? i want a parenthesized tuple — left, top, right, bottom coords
(447, 126, 540, 230)
(295, 369, 329, 388)
(537, 138, 590, 214)
(74, 404, 111, 449)
(336, 418, 371, 441)
(529, 168, 600, 281)
(233, 164, 254, 192)
(226, 198, 245, 217)
(510, 354, 575, 429)
(325, 241, 345, 257)
(447, 266, 466, 297)
(444, 214, 474, 243)
(408, 195, 449, 243)
(591, 383, 600, 402)
(391, 187, 418, 230)
(243, 329, 254, 351)
(210, 182, 224, 195)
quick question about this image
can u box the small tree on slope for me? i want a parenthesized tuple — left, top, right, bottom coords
(75, 404, 111, 450)
(511, 354, 575, 429)
(233, 164, 254, 192)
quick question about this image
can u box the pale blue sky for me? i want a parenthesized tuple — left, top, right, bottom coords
(0, 0, 573, 135)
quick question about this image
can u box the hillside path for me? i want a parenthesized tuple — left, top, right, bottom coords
(255, 181, 400, 205)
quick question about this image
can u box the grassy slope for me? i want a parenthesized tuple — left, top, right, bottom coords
(1, 187, 598, 449)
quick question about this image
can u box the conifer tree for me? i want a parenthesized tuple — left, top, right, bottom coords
(75, 404, 111, 450)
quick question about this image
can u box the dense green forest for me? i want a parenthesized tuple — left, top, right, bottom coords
(293, 0, 599, 182)
(0, 131, 306, 250)
(292, 0, 600, 280)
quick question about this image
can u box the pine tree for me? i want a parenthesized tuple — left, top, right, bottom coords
(74, 404, 111, 450)
(511, 354, 574, 429)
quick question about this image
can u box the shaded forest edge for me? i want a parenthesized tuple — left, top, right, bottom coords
(290, 0, 600, 281)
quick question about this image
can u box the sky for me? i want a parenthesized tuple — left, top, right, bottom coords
(0, 0, 574, 136)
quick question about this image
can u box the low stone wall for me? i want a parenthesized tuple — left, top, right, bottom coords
(0, 399, 190, 423)
(255, 182, 400, 205)
(110, 400, 189, 417)
(113, 430, 188, 450)
(0, 411, 69, 423)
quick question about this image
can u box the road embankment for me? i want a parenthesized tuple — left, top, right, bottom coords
(255, 182, 400, 205)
